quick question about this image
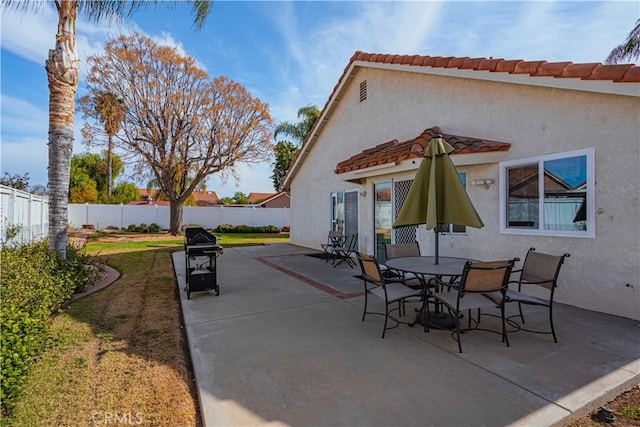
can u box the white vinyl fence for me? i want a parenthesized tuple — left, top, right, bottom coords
(68, 203, 290, 230)
(0, 185, 49, 246)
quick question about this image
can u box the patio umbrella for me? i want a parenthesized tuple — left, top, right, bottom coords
(393, 134, 484, 264)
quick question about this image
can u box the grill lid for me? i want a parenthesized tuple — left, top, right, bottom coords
(185, 227, 218, 245)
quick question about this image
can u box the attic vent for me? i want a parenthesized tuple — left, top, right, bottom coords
(359, 80, 367, 102)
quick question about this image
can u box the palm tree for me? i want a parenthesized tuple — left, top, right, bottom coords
(606, 19, 640, 64)
(271, 104, 320, 189)
(94, 92, 125, 195)
(273, 104, 321, 144)
(2, 0, 211, 258)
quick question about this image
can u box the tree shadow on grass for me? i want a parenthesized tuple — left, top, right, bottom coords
(56, 245, 202, 426)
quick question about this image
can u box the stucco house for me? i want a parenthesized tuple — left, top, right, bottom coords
(281, 51, 640, 321)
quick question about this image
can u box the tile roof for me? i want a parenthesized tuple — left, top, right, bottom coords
(247, 192, 276, 203)
(134, 188, 219, 206)
(335, 127, 511, 174)
(258, 191, 290, 208)
(280, 51, 639, 190)
(350, 52, 640, 82)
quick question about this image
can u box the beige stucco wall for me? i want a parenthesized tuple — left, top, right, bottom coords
(290, 66, 640, 320)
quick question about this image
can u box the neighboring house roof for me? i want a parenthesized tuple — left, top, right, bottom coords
(281, 51, 640, 190)
(335, 127, 510, 175)
(127, 199, 170, 206)
(247, 192, 276, 204)
(131, 188, 219, 206)
(194, 191, 219, 206)
(258, 191, 290, 208)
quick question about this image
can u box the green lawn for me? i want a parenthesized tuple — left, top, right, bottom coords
(85, 231, 290, 253)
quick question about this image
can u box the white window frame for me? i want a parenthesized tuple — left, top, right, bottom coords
(499, 147, 595, 238)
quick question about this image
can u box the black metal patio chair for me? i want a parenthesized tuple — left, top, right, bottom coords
(501, 248, 570, 343)
(384, 242, 423, 289)
(429, 259, 517, 353)
(356, 252, 423, 338)
(321, 230, 344, 262)
(331, 233, 358, 268)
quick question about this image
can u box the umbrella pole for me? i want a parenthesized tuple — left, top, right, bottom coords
(434, 228, 439, 265)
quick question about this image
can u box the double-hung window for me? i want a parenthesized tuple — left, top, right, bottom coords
(499, 148, 595, 238)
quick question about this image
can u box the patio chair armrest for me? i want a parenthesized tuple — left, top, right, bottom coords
(429, 276, 458, 292)
(510, 278, 554, 287)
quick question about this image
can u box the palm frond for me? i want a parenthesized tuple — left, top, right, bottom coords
(606, 19, 640, 64)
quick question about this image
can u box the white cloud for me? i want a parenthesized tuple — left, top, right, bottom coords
(0, 5, 56, 64)
(265, 2, 446, 124)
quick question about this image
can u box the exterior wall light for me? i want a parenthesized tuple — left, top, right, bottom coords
(470, 179, 495, 188)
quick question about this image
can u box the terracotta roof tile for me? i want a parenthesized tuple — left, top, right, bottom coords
(447, 56, 470, 68)
(533, 62, 573, 77)
(334, 127, 511, 174)
(495, 59, 524, 73)
(478, 58, 504, 71)
(433, 56, 455, 67)
(460, 57, 485, 69)
(587, 64, 635, 81)
(513, 60, 547, 75)
(619, 66, 640, 82)
(561, 63, 600, 78)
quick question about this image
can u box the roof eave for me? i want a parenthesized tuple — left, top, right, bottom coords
(360, 61, 640, 97)
(336, 150, 510, 181)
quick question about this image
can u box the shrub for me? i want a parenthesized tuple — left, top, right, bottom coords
(213, 224, 282, 233)
(0, 241, 100, 412)
(213, 224, 235, 233)
(126, 223, 162, 233)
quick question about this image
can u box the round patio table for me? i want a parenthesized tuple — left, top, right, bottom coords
(385, 256, 479, 329)
(385, 256, 477, 278)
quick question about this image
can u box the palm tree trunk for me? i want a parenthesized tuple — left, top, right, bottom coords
(107, 136, 113, 195)
(46, 0, 80, 258)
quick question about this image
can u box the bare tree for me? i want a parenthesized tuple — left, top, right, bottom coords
(80, 33, 273, 234)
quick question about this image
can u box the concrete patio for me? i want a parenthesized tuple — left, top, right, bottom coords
(172, 244, 639, 427)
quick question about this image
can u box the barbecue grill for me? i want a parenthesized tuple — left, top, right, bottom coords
(184, 226, 223, 299)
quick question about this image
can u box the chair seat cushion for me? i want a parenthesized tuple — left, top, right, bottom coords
(505, 289, 549, 306)
(435, 291, 500, 312)
(370, 283, 421, 303)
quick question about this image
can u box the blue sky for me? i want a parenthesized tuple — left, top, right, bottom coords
(1, 1, 637, 198)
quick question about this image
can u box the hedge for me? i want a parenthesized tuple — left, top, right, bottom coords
(213, 224, 281, 233)
(126, 222, 162, 233)
(0, 241, 101, 413)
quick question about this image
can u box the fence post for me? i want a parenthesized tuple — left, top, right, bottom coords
(28, 192, 33, 242)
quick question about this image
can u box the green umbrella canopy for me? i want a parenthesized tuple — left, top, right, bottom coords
(393, 135, 484, 230)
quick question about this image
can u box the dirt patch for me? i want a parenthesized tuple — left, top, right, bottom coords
(569, 385, 640, 426)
